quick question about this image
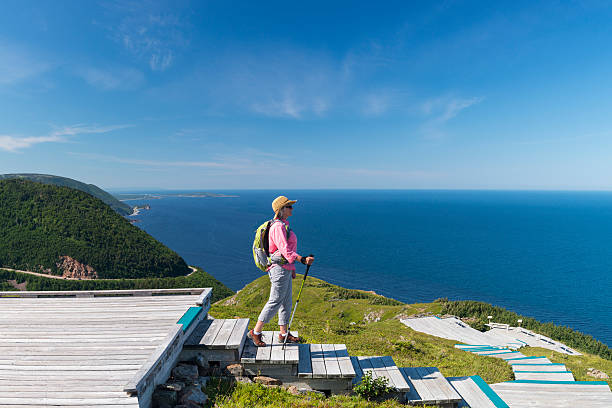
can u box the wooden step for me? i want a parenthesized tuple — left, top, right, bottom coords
(511, 363, 567, 372)
(184, 318, 249, 362)
(350, 356, 409, 392)
(513, 371, 575, 381)
(297, 343, 355, 379)
(491, 381, 612, 408)
(447, 376, 509, 408)
(241, 331, 300, 365)
(401, 366, 463, 406)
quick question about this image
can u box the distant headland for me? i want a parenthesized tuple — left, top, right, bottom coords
(116, 192, 239, 201)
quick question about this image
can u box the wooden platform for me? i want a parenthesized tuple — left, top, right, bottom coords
(0, 288, 211, 408)
(185, 318, 249, 362)
(447, 376, 509, 408)
(401, 366, 463, 407)
(402, 316, 581, 355)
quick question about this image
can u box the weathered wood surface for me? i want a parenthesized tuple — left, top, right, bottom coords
(491, 381, 612, 407)
(0, 290, 209, 407)
(447, 377, 500, 408)
(401, 366, 462, 405)
(511, 363, 567, 372)
(402, 316, 580, 355)
(513, 371, 575, 381)
(351, 356, 408, 391)
(241, 330, 300, 365)
(0, 288, 206, 298)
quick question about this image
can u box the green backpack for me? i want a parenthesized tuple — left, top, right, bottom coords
(253, 219, 291, 272)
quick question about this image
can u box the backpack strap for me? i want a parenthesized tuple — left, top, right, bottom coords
(269, 219, 292, 265)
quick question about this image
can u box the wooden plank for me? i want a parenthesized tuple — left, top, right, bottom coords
(210, 319, 237, 349)
(322, 344, 342, 378)
(447, 377, 498, 408)
(241, 341, 257, 364)
(416, 366, 462, 403)
(185, 319, 214, 346)
(350, 356, 363, 385)
(200, 319, 223, 346)
(333, 344, 355, 378)
(297, 343, 312, 378)
(0, 288, 207, 297)
(269, 330, 286, 364)
(357, 356, 377, 379)
(401, 366, 436, 402)
(226, 318, 249, 349)
(380, 356, 410, 391)
(370, 356, 389, 383)
(310, 344, 327, 379)
(255, 331, 274, 362)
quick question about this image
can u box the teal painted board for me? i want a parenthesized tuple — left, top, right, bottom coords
(507, 380, 609, 385)
(505, 356, 546, 361)
(471, 375, 509, 408)
(177, 307, 203, 332)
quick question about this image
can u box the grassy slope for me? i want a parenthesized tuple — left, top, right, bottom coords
(208, 274, 612, 407)
(207, 274, 515, 407)
(211, 274, 513, 384)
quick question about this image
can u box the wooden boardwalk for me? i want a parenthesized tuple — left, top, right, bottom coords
(0, 288, 211, 408)
(401, 316, 581, 355)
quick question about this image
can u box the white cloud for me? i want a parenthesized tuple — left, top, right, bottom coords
(421, 95, 484, 138)
(76, 66, 144, 90)
(102, 1, 187, 72)
(0, 42, 52, 85)
(0, 124, 130, 152)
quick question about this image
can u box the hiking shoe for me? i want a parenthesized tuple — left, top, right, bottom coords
(248, 329, 266, 347)
(278, 332, 300, 343)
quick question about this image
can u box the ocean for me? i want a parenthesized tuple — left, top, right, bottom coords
(122, 190, 612, 347)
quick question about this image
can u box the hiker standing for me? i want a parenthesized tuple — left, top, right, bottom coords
(248, 196, 314, 347)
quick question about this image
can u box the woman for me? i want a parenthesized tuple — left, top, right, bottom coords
(248, 195, 314, 347)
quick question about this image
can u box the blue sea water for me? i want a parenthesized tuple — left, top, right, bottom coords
(124, 190, 612, 347)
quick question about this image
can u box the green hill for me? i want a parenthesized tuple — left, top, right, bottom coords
(0, 173, 133, 216)
(0, 179, 187, 279)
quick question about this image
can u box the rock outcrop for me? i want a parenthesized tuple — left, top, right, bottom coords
(56, 256, 98, 279)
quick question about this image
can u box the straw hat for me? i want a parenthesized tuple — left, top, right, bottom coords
(272, 196, 297, 213)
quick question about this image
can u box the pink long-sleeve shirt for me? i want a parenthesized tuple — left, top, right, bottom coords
(268, 219, 298, 271)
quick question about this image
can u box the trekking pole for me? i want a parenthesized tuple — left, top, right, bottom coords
(282, 254, 314, 349)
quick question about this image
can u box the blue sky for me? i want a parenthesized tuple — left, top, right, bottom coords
(2, 1, 612, 190)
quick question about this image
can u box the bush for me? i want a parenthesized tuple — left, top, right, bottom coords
(353, 372, 395, 400)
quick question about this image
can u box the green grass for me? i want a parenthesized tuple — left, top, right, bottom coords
(207, 274, 611, 406)
(205, 378, 430, 408)
(208, 273, 513, 407)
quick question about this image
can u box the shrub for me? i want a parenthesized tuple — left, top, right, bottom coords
(353, 371, 395, 400)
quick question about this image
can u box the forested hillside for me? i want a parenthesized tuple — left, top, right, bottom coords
(0, 179, 189, 279)
(0, 173, 132, 215)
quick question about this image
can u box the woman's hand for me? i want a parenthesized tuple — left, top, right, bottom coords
(305, 256, 314, 266)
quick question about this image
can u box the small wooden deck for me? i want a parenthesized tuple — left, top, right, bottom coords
(0, 288, 211, 408)
(401, 366, 463, 407)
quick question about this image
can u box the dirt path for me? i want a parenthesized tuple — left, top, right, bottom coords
(1, 265, 199, 281)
